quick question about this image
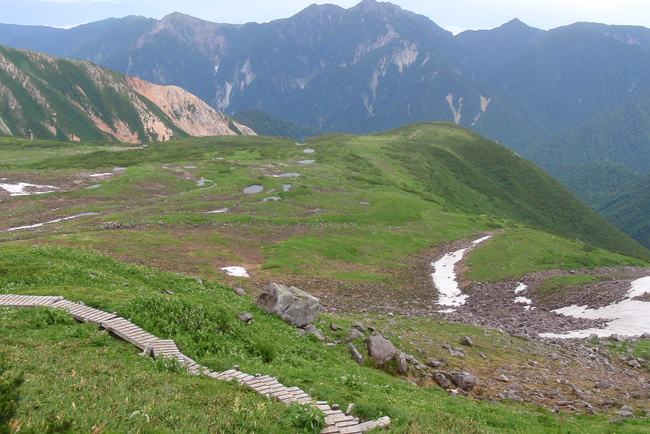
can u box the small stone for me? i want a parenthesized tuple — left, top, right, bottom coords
(234, 365, 240, 371)
(346, 403, 355, 415)
(501, 390, 523, 402)
(395, 351, 408, 374)
(351, 322, 366, 331)
(331, 404, 340, 410)
(614, 410, 634, 418)
(303, 324, 326, 342)
(233, 287, 246, 296)
(620, 405, 634, 411)
(197, 278, 204, 285)
(330, 323, 343, 331)
(434, 371, 452, 389)
(345, 329, 364, 342)
(426, 357, 448, 368)
(237, 312, 253, 323)
(460, 336, 474, 346)
(348, 343, 364, 365)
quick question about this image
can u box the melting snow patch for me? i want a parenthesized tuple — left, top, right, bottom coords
(298, 159, 315, 164)
(6, 212, 99, 232)
(303, 148, 315, 154)
(221, 266, 250, 277)
(540, 276, 650, 338)
(263, 196, 281, 202)
(113, 167, 127, 172)
(206, 208, 229, 214)
(0, 182, 58, 196)
(283, 184, 291, 192)
(276, 173, 300, 178)
(85, 184, 101, 190)
(89, 173, 114, 177)
(514, 283, 527, 294)
(185, 165, 197, 169)
(432, 235, 491, 308)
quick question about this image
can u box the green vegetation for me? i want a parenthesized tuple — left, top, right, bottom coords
(1, 123, 649, 432)
(1, 245, 649, 433)
(465, 227, 647, 283)
(232, 109, 328, 142)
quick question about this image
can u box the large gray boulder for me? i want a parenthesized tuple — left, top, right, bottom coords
(256, 282, 320, 327)
(364, 334, 396, 365)
(451, 371, 480, 390)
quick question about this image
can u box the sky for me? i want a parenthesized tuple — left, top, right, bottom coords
(1, 0, 650, 34)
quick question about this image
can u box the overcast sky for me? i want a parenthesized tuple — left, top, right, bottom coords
(2, 0, 650, 33)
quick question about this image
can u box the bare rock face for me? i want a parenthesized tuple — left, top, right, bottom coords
(364, 335, 396, 365)
(395, 351, 408, 374)
(348, 343, 365, 365)
(256, 282, 320, 327)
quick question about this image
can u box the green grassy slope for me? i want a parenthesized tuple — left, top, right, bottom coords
(232, 109, 328, 142)
(0, 45, 188, 142)
(2, 245, 649, 433)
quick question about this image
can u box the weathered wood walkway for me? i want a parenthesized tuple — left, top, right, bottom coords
(0, 294, 391, 434)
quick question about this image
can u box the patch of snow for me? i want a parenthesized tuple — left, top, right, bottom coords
(263, 196, 281, 202)
(113, 167, 127, 172)
(206, 208, 229, 214)
(0, 182, 59, 196)
(540, 276, 650, 338)
(514, 296, 532, 305)
(432, 235, 491, 307)
(514, 283, 527, 294)
(184, 165, 197, 169)
(283, 184, 291, 192)
(221, 266, 250, 277)
(6, 212, 99, 232)
(298, 159, 315, 164)
(89, 173, 114, 177)
(303, 148, 315, 154)
(275, 173, 300, 178)
(85, 184, 101, 190)
(438, 308, 457, 314)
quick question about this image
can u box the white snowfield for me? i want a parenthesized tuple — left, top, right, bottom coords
(220, 266, 250, 277)
(432, 236, 491, 310)
(0, 182, 58, 196)
(540, 276, 650, 338)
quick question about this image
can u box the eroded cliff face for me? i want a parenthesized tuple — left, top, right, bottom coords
(0, 45, 255, 143)
(126, 76, 255, 137)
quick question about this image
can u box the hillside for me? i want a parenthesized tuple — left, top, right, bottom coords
(596, 173, 650, 249)
(2, 123, 650, 431)
(0, 45, 254, 142)
(232, 109, 327, 142)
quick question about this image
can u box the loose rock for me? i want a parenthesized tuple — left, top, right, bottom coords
(348, 343, 364, 365)
(236, 312, 253, 323)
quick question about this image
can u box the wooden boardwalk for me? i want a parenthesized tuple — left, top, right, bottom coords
(0, 294, 387, 434)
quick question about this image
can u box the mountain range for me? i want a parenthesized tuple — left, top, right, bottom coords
(3, 0, 650, 245)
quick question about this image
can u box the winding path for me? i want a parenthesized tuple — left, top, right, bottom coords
(0, 294, 390, 434)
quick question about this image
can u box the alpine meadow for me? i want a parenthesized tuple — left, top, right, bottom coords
(2, 1, 650, 433)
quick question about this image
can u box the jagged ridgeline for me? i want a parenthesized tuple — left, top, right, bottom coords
(0, 45, 254, 142)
